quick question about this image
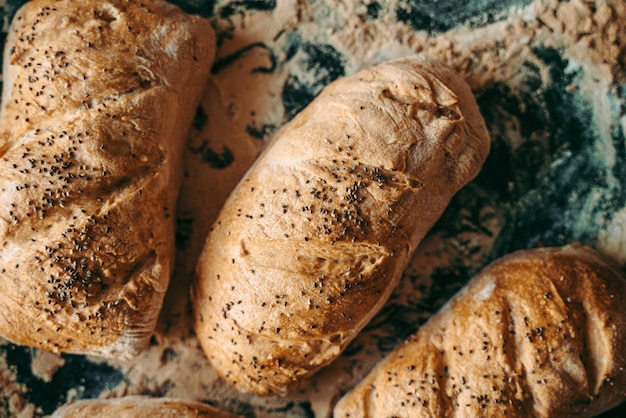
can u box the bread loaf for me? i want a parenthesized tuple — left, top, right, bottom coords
(50, 396, 240, 418)
(193, 56, 491, 395)
(334, 244, 626, 417)
(0, 0, 215, 358)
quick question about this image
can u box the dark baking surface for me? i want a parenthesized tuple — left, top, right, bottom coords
(1, 0, 626, 417)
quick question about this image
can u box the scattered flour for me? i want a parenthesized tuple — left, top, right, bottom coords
(0, 0, 624, 417)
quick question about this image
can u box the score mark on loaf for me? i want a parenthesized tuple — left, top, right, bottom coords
(193, 56, 491, 395)
(334, 244, 626, 418)
(0, 0, 215, 358)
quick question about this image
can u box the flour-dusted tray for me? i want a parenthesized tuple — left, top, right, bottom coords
(1, 0, 625, 417)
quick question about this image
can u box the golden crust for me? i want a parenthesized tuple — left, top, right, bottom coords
(334, 244, 626, 418)
(193, 56, 490, 395)
(0, 0, 215, 358)
(50, 396, 241, 418)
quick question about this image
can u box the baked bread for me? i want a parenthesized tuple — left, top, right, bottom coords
(0, 0, 215, 358)
(50, 396, 241, 418)
(334, 244, 626, 417)
(193, 56, 491, 395)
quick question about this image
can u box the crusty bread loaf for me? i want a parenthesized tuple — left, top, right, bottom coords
(334, 244, 626, 417)
(0, 0, 215, 358)
(193, 56, 491, 395)
(49, 396, 241, 418)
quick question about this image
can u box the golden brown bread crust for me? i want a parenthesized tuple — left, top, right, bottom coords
(0, 0, 215, 358)
(333, 244, 626, 418)
(193, 56, 491, 395)
(49, 396, 241, 418)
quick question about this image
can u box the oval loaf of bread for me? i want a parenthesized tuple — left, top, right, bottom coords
(334, 244, 626, 418)
(0, 0, 215, 358)
(193, 56, 491, 395)
(50, 396, 241, 418)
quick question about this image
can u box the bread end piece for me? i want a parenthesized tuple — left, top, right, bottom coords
(50, 396, 242, 418)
